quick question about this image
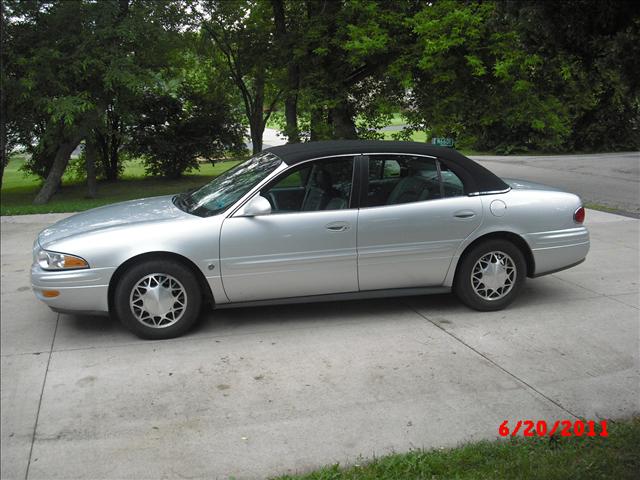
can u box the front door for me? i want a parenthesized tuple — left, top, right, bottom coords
(220, 156, 358, 302)
(357, 154, 482, 291)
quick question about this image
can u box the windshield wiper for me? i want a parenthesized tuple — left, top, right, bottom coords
(173, 193, 190, 212)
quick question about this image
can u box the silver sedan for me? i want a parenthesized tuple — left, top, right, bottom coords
(31, 140, 590, 339)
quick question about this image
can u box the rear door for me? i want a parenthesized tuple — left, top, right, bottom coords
(357, 154, 482, 291)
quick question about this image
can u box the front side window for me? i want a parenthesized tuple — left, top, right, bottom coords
(176, 152, 282, 217)
(366, 155, 465, 207)
(262, 157, 355, 213)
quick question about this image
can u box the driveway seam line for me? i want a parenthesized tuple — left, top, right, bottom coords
(605, 295, 640, 310)
(0, 351, 49, 358)
(405, 302, 581, 420)
(24, 313, 59, 480)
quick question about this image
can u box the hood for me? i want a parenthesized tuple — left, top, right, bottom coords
(502, 178, 563, 192)
(38, 195, 188, 247)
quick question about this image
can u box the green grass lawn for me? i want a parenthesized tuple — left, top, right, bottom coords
(381, 129, 428, 142)
(0, 155, 240, 216)
(386, 112, 408, 127)
(274, 417, 640, 480)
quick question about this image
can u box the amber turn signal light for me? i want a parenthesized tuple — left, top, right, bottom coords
(42, 290, 60, 298)
(63, 255, 89, 268)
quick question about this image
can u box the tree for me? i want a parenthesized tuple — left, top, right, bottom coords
(404, 0, 574, 153)
(0, 1, 13, 187)
(4, 0, 200, 203)
(502, 0, 640, 151)
(270, 0, 307, 143)
(293, 0, 415, 140)
(127, 75, 245, 179)
(201, 0, 282, 153)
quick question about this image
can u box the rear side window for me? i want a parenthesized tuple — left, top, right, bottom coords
(369, 159, 400, 180)
(439, 163, 465, 197)
(365, 154, 465, 207)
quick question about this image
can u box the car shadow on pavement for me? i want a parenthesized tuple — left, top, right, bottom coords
(55, 277, 578, 344)
(191, 293, 461, 338)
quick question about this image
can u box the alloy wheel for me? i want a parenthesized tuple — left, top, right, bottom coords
(129, 273, 187, 328)
(470, 251, 517, 301)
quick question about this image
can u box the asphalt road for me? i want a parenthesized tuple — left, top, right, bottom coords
(1, 210, 638, 479)
(472, 152, 640, 217)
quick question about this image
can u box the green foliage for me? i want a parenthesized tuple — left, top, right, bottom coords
(200, 0, 282, 152)
(2, 0, 639, 198)
(408, 0, 573, 153)
(505, 0, 640, 151)
(4, 0, 245, 187)
(127, 81, 246, 179)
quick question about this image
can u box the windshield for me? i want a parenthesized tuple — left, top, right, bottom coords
(175, 152, 282, 217)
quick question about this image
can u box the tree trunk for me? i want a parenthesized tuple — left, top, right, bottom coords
(271, 0, 300, 143)
(95, 110, 121, 181)
(247, 72, 266, 153)
(0, 154, 5, 188)
(107, 112, 121, 180)
(0, 86, 6, 188)
(249, 114, 264, 153)
(33, 129, 85, 205)
(0, 152, 6, 189)
(0, 126, 6, 189)
(310, 107, 326, 141)
(107, 136, 119, 181)
(85, 137, 97, 198)
(283, 67, 300, 143)
(331, 100, 358, 139)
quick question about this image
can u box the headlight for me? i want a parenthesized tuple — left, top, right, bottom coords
(36, 250, 89, 270)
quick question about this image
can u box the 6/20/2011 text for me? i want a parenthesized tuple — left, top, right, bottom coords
(499, 420, 609, 438)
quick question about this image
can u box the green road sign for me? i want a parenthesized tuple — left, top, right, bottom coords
(431, 137, 455, 148)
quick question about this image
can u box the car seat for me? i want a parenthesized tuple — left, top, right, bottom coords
(302, 169, 342, 210)
(386, 176, 430, 205)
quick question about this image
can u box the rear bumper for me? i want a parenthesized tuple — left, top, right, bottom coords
(31, 264, 114, 313)
(524, 226, 590, 277)
(531, 257, 585, 278)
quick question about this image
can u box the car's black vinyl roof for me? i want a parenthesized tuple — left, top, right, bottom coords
(265, 140, 508, 194)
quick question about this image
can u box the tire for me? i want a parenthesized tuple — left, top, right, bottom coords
(114, 258, 202, 339)
(454, 239, 527, 311)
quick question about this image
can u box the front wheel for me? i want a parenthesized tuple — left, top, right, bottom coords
(454, 239, 526, 311)
(114, 259, 202, 339)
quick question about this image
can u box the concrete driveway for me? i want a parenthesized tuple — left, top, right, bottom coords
(1, 210, 638, 479)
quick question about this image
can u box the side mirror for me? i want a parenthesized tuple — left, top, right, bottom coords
(238, 195, 272, 217)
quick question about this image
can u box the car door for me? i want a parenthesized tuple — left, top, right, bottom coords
(357, 154, 482, 291)
(220, 156, 359, 302)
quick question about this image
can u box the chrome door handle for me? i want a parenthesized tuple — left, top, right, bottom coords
(325, 222, 351, 232)
(454, 210, 476, 219)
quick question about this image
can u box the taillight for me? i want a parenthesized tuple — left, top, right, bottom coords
(574, 206, 585, 223)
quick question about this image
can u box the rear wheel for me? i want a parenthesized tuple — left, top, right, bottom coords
(454, 239, 526, 311)
(114, 259, 202, 339)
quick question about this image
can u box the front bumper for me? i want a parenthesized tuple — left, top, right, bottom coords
(31, 264, 116, 314)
